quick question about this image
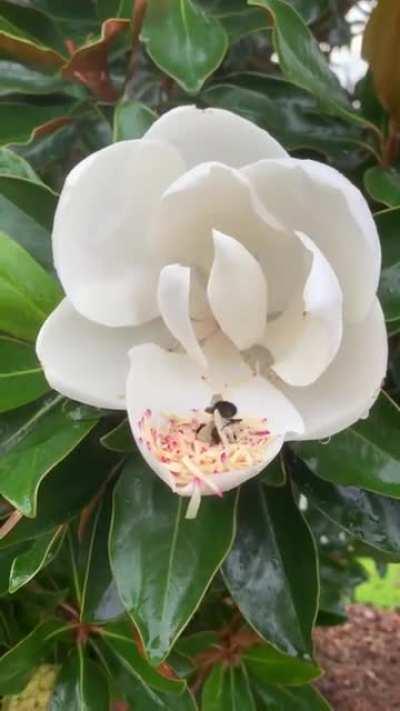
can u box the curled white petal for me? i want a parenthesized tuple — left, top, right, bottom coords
(281, 298, 388, 440)
(243, 158, 381, 322)
(145, 105, 287, 169)
(208, 230, 268, 351)
(36, 298, 173, 409)
(126, 343, 304, 496)
(262, 231, 343, 386)
(53, 139, 185, 327)
(157, 264, 207, 370)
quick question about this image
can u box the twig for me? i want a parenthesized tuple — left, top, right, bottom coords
(0, 509, 23, 539)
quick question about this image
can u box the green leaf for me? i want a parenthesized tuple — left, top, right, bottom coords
(365, 166, 400, 207)
(96, 0, 132, 21)
(253, 680, 331, 710)
(208, 0, 328, 42)
(0, 148, 40, 181)
(295, 391, 400, 500)
(141, 0, 228, 93)
(0, 103, 73, 147)
(201, 73, 369, 162)
(110, 459, 237, 664)
(174, 631, 218, 658)
(0, 231, 61, 341)
(50, 649, 110, 711)
(0, 542, 29, 596)
(109, 663, 198, 711)
(0, 60, 75, 97)
(248, 0, 366, 127)
(0, 336, 49, 413)
(260, 455, 287, 486)
(376, 207, 400, 321)
(76, 496, 124, 624)
(100, 419, 135, 453)
(0, 394, 99, 517)
(243, 643, 320, 685)
(0, 175, 57, 270)
(9, 526, 65, 593)
(202, 663, 256, 711)
(101, 620, 185, 694)
(113, 100, 157, 142)
(291, 454, 400, 557)
(222, 480, 318, 657)
(0, 0, 65, 54)
(0, 432, 114, 548)
(0, 619, 66, 695)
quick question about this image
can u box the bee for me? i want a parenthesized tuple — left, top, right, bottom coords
(197, 394, 241, 445)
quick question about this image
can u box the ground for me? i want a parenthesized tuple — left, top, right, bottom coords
(315, 604, 400, 710)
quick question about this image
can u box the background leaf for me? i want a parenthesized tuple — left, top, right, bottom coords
(0, 336, 49, 413)
(294, 392, 400, 499)
(222, 480, 318, 657)
(0, 394, 99, 516)
(141, 0, 228, 93)
(110, 459, 237, 664)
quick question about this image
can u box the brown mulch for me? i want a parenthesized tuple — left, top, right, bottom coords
(314, 604, 400, 710)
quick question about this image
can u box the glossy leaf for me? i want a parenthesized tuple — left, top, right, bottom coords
(201, 74, 368, 162)
(376, 207, 400, 321)
(208, 0, 328, 42)
(0, 542, 29, 596)
(9, 526, 65, 593)
(0, 103, 73, 147)
(76, 496, 124, 624)
(174, 631, 218, 658)
(260, 455, 287, 487)
(0, 336, 49, 413)
(0, 431, 115, 548)
(365, 166, 400, 207)
(0, 394, 99, 517)
(100, 419, 135, 453)
(222, 480, 318, 657)
(110, 459, 237, 664)
(0, 148, 40, 181)
(362, 0, 400, 125)
(0, 0, 65, 69)
(249, 0, 364, 126)
(202, 663, 256, 711)
(101, 619, 185, 694)
(0, 619, 66, 695)
(295, 391, 400, 500)
(113, 100, 157, 141)
(141, 0, 228, 93)
(291, 454, 400, 557)
(108, 661, 198, 711)
(253, 679, 331, 710)
(0, 231, 61, 341)
(243, 642, 320, 685)
(50, 649, 110, 711)
(0, 175, 57, 270)
(0, 61, 76, 97)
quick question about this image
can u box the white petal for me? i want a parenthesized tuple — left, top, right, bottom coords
(208, 230, 267, 350)
(126, 343, 214, 492)
(157, 264, 207, 369)
(243, 158, 381, 322)
(281, 298, 388, 440)
(126, 342, 304, 496)
(262, 231, 343, 386)
(53, 139, 185, 327)
(150, 162, 310, 315)
(36, 299, 174, 409)
(145, 105, 287, 169)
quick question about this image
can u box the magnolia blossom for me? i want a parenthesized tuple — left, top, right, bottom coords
(37, 106, 387, 517)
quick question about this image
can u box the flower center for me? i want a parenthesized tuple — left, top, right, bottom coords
(137, 397, 273, 517)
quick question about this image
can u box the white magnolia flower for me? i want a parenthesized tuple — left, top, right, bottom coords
(37, 106, 387, 517)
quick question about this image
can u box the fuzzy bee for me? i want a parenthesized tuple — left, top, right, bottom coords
(197, 394, 242, 445)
